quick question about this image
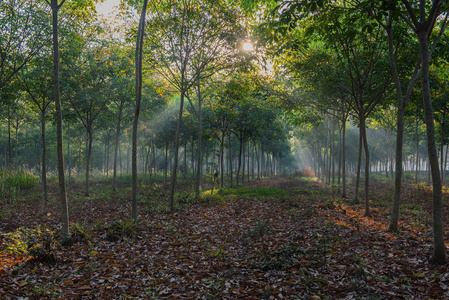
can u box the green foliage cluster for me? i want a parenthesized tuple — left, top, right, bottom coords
(2, 226, 58, 262)
(105, 219, 140, 242)
(0, 169, 38, 191)
(214, 187, 287, 200)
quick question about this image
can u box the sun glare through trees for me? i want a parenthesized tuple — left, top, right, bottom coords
(1, 0, 449, 298)
(242, 41, 254, 52)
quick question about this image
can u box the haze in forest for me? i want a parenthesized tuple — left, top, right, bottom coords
(1, 1, 449, 297)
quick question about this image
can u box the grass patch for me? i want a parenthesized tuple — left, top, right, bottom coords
(206, 187, 286, 200)
(0, 170, 38, 191)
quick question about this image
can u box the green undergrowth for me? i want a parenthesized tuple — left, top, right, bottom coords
(204, 187, 287, 201)
(0, 170, 38, 192)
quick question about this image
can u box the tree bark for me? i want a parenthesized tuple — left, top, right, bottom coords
(361, 121, 370, 217)
(41, 108, 48, 201)
(132, 0, 148, 220)
(354, 119, 363, 204)
(85, 129, 92, 196)
(195, 81, 203, 197)
(50, 0, 69, 239)
(342, 116, 347, 198)
(113, 102, 123, 192)
(418, 29, 446, 264)
(169, 88, 185, 208)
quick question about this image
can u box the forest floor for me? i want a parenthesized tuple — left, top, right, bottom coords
(1, 176, 449, 299)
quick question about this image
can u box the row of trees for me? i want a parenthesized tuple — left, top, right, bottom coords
(2, 0, 449, 264)
(1, 0, 297, 236)
(252, 0, 449, 264)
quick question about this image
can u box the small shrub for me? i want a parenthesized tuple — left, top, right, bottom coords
(71, 222, 90, 243)
(404, 172, 414, 182)
(175, 191, 197, 206)
(245, 219, 270, 239)
(105, 219, 140, 242)
(2, 227, 58, 262)
(1, 171, 38, 190)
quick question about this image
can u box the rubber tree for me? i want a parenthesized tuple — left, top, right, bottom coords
(131, 0, 149, 220)
(48, 0, 70, 240)
(146, 0, 246, 206)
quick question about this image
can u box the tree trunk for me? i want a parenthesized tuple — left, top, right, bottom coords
(415, 119, 419, 183)
(220, 132, 224, 189)
(418, 29, 446, 264)
(361, 122, 370, 217)
(441, 122, 445, 181)
(41, 109, 48, 201)
(51, 0, 70, 239)
(85, 129, 93, 196)
(195, 81, 203, 197)
(7, 108, 12, 166)
(132, 0, 148, 220)
(229, 133, 232, 187)
(354, 120, 363, 204)
(387, 21, 405, 232)
(242, 140, 246, 183)
(169, 87, 185, 208)
(236, 135, 243, 187)
(67, 120, 71, 184)
(342, 116, 347, 198)
(164, 144, 168, 185)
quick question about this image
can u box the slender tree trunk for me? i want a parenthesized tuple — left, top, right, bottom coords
(7, 109, 12, 167)
(191, 140, 195, 181)
(195, 81, 203, 197)
(387, 22, 405, 231)
(441, 122, 445, 181)
(361, 122, 370, 217)
(354, 119, 363, 204)
(164, 144, 168, 185)
(132, 0, 148, 219)
(342, 117, 347, 198)
(220, 132, 224, 189)
(242, 140, 246, 183)
(169, 87, 185, 208)
(338, 121, 342, 186)
(327, 120, 331, 184)
(41, 109, 48, 201)
(51, 0, 69, 239)
(184, 143, 187, 179)
(85, 129, 93, 196)
(229, 133, 232, 187)
(418, 29, 445, 264)
(236, 135, 243, 187)
(67, 120, 71, 184)
(106, 133, 110, 178)
(443, 145, 448, 184)
(415, 120, 419, 183)
(330, 119, 335, 184)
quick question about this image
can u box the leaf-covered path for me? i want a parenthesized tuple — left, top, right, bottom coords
(1, 177, 449, 299)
